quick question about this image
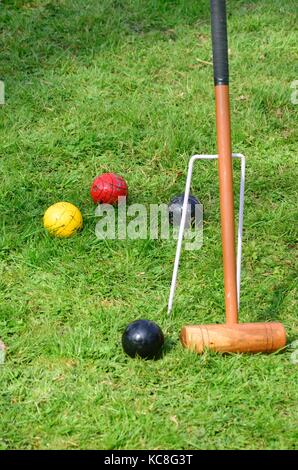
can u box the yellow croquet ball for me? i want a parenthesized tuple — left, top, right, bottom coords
(43, 202, 83, 238)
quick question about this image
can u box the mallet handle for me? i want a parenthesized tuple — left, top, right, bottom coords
(210, 0, 238, 324)
(210, 0, 229, 86)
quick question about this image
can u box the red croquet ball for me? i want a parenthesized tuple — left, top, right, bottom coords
(90, 173, 128, 205)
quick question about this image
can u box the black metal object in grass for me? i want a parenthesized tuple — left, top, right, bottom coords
(168, 193, 200, 228)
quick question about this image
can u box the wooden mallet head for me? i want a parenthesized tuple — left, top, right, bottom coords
(180, 323, 286, 354)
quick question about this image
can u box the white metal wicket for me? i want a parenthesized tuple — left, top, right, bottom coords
(167, 153, 246, 315)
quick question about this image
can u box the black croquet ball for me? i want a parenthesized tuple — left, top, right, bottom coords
(168, 193, 200, 227)
(122, 319, 164, 359)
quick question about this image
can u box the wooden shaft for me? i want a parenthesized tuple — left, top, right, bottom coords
(215, 85, 238, 324)
(180, 323, 286, 354)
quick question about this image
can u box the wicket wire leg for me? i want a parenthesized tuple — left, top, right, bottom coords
(167, 153, 246, 315)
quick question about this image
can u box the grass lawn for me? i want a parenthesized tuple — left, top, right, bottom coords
(0, 0, 297, 450)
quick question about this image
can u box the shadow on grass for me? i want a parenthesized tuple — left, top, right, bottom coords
(2, 0, 295, 76)
(1, 0, 209, 76)
(251, 264, 297, 322)
(257, 270, 297, 323)
(162, 335, 178, 356)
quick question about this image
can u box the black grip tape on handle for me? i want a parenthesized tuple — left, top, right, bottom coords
(210, 0, 229, 85)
